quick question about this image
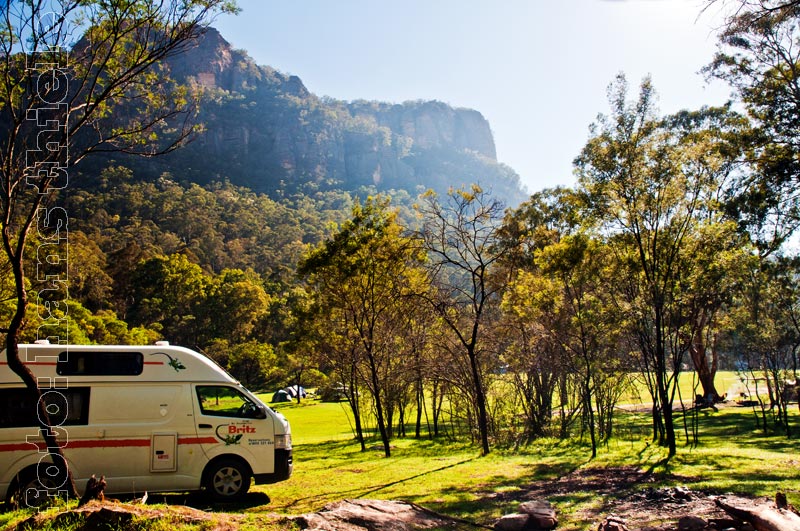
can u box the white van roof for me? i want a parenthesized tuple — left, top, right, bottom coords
(0, 344, 238, 384)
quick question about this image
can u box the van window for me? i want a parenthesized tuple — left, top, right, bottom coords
(0, 387, 90, 427)
(196, 386, 261, 418)
(57, 351, 143, 376)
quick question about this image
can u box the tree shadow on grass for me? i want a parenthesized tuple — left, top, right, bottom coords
(396, 458, 589, 525)
(120, 490, 272, 512)
(272, 456, 479, 511)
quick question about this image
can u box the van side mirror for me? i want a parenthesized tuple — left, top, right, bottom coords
(254, 405, 268, 419)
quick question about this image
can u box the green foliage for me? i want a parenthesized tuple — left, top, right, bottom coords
(573, 75, 751, 455)
(203, 269, 270, 344)
(705, 1, 800, 252)
(65, 173, 352, 293)
(127, 254, 209, 343)
(299, 196, 427, 456)
(226, 341, 283, 391)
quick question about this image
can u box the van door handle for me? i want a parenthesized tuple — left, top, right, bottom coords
(199, 424, 212, 429)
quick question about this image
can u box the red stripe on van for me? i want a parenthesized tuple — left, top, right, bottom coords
(68, 439, 151, 449)
(143, 361, 164, 365)
(0, 442, 42, 452)
(0, 439, 150, 452)
(0, 437, 218, 452)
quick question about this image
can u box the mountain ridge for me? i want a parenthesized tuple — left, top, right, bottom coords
(83, 27, 527, 206)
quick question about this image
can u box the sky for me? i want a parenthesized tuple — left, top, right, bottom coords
(213, 0, 735, 195)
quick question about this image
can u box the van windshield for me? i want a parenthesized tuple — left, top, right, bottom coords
(196, 385, 264, 418)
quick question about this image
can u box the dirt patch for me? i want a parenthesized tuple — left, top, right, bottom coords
(486, 465, 765, 530)
(293, 499, 469, 531)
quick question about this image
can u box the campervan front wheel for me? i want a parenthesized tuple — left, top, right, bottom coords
(205, 459, 251, 500)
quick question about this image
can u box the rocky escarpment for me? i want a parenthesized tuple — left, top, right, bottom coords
(106, 27, 525, 205)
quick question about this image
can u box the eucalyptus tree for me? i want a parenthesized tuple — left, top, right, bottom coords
(416, 185, 509, 455)
(536, 234, 625, 457)
(498, 187, 585, 442)
(705, 0, 800, 254)
(501, 270, 569, 441)
(127, 253, 210, 344)
(704, 2, 800, 427)
(0, 0, 237, 500)
(575, 76, 743, 456)
(299, 197, 426, 457)
(731, 256, 800, 435)
(502, 209, 626, 455)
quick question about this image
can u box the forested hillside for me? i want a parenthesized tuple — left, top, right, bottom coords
(75, 27, 526, 205)
(5, 170, 364, 387)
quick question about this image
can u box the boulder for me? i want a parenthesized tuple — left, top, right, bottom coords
(520, 500, 558, 529)
(599, 516, 629, 531)
(495, 513, 531, 531)
(293, 499, 454, 531)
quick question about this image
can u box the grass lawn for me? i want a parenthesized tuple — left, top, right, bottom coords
(2, 377, 796, 531)
(256, 391, 800, 529)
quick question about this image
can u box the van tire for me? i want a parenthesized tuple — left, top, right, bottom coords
(8, 467, 59, 507)
(204, 458, 251, 500)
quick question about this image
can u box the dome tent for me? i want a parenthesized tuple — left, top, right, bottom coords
(271, 389, 292, 403)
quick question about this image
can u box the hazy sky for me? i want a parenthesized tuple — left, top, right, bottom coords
(214, 0, 734, 195)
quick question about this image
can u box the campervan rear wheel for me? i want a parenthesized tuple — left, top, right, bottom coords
(205, 459, 251, 500)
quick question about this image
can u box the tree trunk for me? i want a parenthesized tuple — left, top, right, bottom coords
(584, 381, 597, 459)
(295, 367, 304, 404)
(366, 350, 391, 457)
(689, 322, 721, 401)
(654, 307, 677, 457)
(6, 333, 78, 500)
(4, 236, 78, 501)
(468, 345, 490, 456)
(415, 377, 423, 438)
(432, 381, 442, 437)
(345, 366, 366, 451)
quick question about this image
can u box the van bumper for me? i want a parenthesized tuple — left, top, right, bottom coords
(254, 449, 292, 484)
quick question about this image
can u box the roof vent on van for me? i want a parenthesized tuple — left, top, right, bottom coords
(154, 341, 170, 346)
(33, 339, 50, 345)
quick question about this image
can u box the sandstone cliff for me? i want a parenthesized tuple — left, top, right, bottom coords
(107, 27, 526, 205)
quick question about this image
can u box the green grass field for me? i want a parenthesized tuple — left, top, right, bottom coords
(258, 376, 800, 529)
(2, 372, 797, 531)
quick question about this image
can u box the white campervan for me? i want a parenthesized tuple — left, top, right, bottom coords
(0, 343, 292, 505)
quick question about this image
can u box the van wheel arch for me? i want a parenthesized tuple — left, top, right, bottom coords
(6, 464, 56, 506)
(201, 455, 252, 500)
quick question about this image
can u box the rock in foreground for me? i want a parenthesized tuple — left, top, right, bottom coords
(294, 499, 459, 531)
